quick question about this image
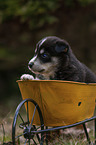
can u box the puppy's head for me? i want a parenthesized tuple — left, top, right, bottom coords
(28, 36, 70, 79)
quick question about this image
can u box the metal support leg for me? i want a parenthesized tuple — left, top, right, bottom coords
(83, 123, 91, 145)
(94, 119, 96, 145)
(46, 126, 48, 145)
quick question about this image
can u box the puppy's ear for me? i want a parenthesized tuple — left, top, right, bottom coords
(55, 43, 69, 53)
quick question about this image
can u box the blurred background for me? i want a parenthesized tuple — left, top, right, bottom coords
(0, 0, 96, 142)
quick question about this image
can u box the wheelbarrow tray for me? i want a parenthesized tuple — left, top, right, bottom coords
(17, 80, 96, 127)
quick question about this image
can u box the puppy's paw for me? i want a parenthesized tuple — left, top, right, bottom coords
(20, 74, 34, 80)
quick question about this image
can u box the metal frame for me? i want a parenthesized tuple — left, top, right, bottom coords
(31, 117, 96, 145)
(12, 98, 96, 145)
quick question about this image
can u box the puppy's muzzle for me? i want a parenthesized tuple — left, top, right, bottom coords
(28, 62, 34, 69)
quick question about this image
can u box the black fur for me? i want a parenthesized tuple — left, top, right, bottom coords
(34, 36, 96, 83)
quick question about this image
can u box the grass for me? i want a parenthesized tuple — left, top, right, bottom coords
(0, 96, 21, 144)
(0, 119, 95, 145)
(44, 128, 94, 145)
(0, 97, 95, 144)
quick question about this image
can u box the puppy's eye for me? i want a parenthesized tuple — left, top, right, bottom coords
(40, 53, 51, 62)
(41, 53, 49, 59)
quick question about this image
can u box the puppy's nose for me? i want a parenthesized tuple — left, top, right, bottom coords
(28, 62, 34, 68)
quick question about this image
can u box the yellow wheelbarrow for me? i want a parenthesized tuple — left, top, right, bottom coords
(12, 80, 96, 145)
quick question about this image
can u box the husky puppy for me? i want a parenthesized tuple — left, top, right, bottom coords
(21, 36, 96, 83)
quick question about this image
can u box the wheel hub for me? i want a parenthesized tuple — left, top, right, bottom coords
(23, 126, 34, 139)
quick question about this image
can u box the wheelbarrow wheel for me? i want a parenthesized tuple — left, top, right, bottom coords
(12, 98, 44, 145)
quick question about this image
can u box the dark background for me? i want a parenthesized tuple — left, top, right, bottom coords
(0, 0, 96, 119)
